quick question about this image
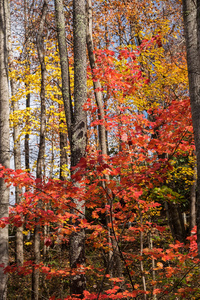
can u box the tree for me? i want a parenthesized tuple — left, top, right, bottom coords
(54, 0, 71, 181)
(8, 0, 24, 267)
(0, 0, 10, 298)
(55, 0, 87, 296)
(86, 0, 107, 155)
(32, 1, 47, 299)
(24, 0, 31, 172)
(182, 0, 200, 255)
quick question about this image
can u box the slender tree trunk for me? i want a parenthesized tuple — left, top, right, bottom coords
(190, 165, 197, 233)
(59, 118, 68, 181)
(24, 0, 30, 172)
(54, 0, 71, 187)
(32, 2, 47, 299)
(168, 202, 186, 242)
(25, 88, 30, 171)
(70, 0, 87, 296)
(139, 207, 147, 300)
(0, 0, 10, 298)
(7, 0, 24, 267)
(10, 60, 24, 268)
(55, 0, 87, 296)
(86, 0, 107, 156)
(182, 0, 200, 254)
(36, 2, 47, 180)
(148, 228, 156, 300)
(54, 0, 73, 141)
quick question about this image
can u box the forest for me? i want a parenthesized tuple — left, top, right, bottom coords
(0, 0, 199, 299)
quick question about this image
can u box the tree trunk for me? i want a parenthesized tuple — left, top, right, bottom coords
(182, 0, 200, 254)
(0, 0, 10, 298)
(59, 117, 68, 181)
(54, 0, 72, 181)
(24, 0, 30, 172)
(11, 58, 24, 268)
(55, 0, 87, 296)
(168, 202, 186, 243)
(25, 87, 30, 171)
(86, 0, 107, 156)
(7, 0, 24, 267)
(54, 0, 73, 142)
(69, 0, 87, 297)
(32, 2, 47, 299)
(36, 1, 47, 180)
(190, 165, 197, 233)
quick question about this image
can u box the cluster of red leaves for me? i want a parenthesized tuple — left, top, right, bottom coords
(0, 91, 198, 298)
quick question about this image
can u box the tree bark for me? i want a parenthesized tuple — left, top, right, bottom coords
(24, 0, 30, 172)
(54, 0, 87, 296)
(10, 44, 24, 269)
(190, 165, 197, 233)
(86, 0, 107, 156)
(32, 2, 47, 299)
(54, 0, 72, 180)
(25, 87, 30, 171)
(59, 117, 69, 181)
(7, 0, 24, 267)
(0, 0, 10, 298)
(168, 202, 186, 242)
(54, 0, 73, 142)
(182, 0, 200, 254)
(36, 1, 47, 180)
(71, 0, 87, 166)
(12, 91, 24, 267)
(70, 0, 87, 297)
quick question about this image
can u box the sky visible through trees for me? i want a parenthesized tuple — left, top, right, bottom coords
(0, 0, 199, 299)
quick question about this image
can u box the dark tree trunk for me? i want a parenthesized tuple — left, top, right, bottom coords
(182, 0, 200, 254)
(25, 88, 30, 171)
(168, 202, 186, 242)
(24, 0, 30, 172)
